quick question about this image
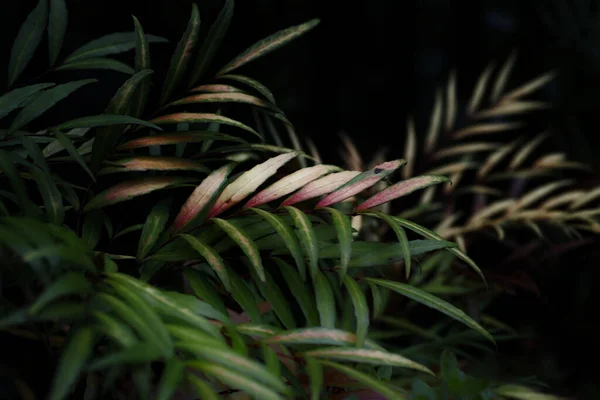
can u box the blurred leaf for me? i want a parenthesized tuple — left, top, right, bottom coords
(316, 160, 406, 208)
(133, 364, 152, 400)
(10, 79, 97, 133)
(493, 384, 562, 400)
(212, 218, 265, 281)
(89, 342, 163, 370)
(219, 74, 276, 104)
(491, 50, 517, 102)
(48, 0, 68, 66)
(468, 61, 494, 115)
(188, 0, 234, 86)
(137, 197, 171, 259)
(160, 4, 201, 104)
(343, 276, 369, 347)
(171, 91, 274, 110)
(155, 358, 185, 400)
(366, 278, 495, 344)
(284, 205, 319, 281)
(187, 375, 220, 400)
(217, 18, 320, 76)
(172, 164, 233, 232)
(0, 83, 55, 120)
(82, 210, 102, 249)
(412, 379, 437, 400)
(29, 272, 92, 313)
(184, 269, 228, 315)
(150, 112, 261, 139)
(274, 258, 319, 325)
(93, 311, 137, 347)
(0, 151, 38, 216)
(210, 152, 298, 217)
(8, 0, 48, 88)
(30, 167, 64, 224)
(55, 114, 160, 131)
(425, 89, 442, 154)
(282, 170, 361, 207)
(131, 16, 151, 118)
(119, 131, 246, 150)
(64, 32, 167, 62)
(181, 235, 230, 291)
(84, 177, 195, 211)
(306, 356, 323, 400)
(48, 326, 94, 400)
(250, 207, 306, 279)
(55, 57, 134, 74)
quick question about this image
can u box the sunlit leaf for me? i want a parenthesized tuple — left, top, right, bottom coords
(475, 101, 550, 119)
(10, 79, 97, 133)
(54, 57, 135, 74)
(64, 32, 168, 62)
(161, 4, 201, 104)
(209, 152, 299, 217)
(217, 18, 320, 76)
(366, 278, 495, 344)
(119, 131, 245, 150)
(84, 176, 195, 211)
(8, 0, 48, 88)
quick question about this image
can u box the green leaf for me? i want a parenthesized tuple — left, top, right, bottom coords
(119, 131, 246, 150)
(188, 362, 283, 400)
(180, 235, 230, 291)
(187, 375, 220, 400)
(217, 18, 320, 76)
(284, 206, 319, 281)
(29, 272, 92, 314)
(10, 79, 97, 133)
(0, 151, 38, 216)
(54, 130, 96, 182)
(150, 112, 261, 139)
(306, 356, 323, 400)
(250, 207, 306, 279)
(171, 164, 234, 233)
(64, 32, 168, 62)
(161, 3, 201, 104)
(156, 358, 185, 400)
(218, 74, 276, 104)
(366, 278, 495, 344)
(343, 276, 369, 347)
(84, 177, 195, 211)
(0, 83, 55, 120)
(89, 341, 163, 370)
(325, 207, 353, 282)
(346, 240, 456, 268)
(48, 326, 95, 400)
(273, 258, 319, 325)
(137, 197, 171, 259)
(54, 57, 134, 74)
(93, 311, 137, 348)
(314, 271, 335, 329)
(184, 269, 228, 315)
(493, 384, 562, 400)
(250, 267, 296, 329)
(319, 361, 408, 399)
(30, 167, 64, 224)
(8, 0, 48, 88)
(209, 152, 299, 217)
(212, 218, 265, 282)
(188, 0, 233, 86)
(54, 114, 160, 131)
(132, 16, 151, 118)
(48, 0, 68, 66)
(228, 268, 262, 323)
(363, 211, 412, 278)
(307, 348, 434, 375)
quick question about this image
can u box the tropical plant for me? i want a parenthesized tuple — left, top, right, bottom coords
(0, 1, 567, 399)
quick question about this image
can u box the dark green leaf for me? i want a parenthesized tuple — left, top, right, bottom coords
(284, 206, 319, 281)
(306, 356, 323, 400)
(343, 276, 369, 347)
(31, 167, 64, 224)
(54, 130, 96, 182)
(92, 311, 137, 348)
(325, 207, 353, 282)
(0, 150, 38, 216)
(55, 57, 135, 74)
(180, 235, 230, 292)
(55, 114, 161, 131)
(228, 267, 262, 323)
(156, 358, 185, 400)
(64, 32, 168, 62)
(89, 342, 163, 370)
(8, 0, 48, 88)
(219, 74, 275, 104)
(314, 270, 335, 329)
(184, 269, 228, 316)
(131, 16, 151, 118)
(29, 272, 91, 313)
(137, 197, 171, 259)
(250, 267, 296, 329)
(0, 83, 55, 120)
(48, 0, 68, 66)
(273, 258, 319, 326)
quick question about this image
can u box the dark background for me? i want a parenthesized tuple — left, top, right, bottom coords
(2, 0, 600, 398)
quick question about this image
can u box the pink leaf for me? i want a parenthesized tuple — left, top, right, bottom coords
(315, 160, 406, 208)
(244, 164, 338, 208)
(356, 175, 450, 211)
(280, 171, 361, 207)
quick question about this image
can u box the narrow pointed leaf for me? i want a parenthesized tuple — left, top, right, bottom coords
(491, 51, 517, 102)
(363, 211, 411, 278)
(228, 268, 262, 323)
(345, 240, 455, 268)
(188, 0, 234, 86)
(100, 156, 209, 175)
(264, 327, 378, 348)
(10, 79, 97, 132)
(250, 268, 296, 329)
(343, 276, 369, 347)
(316, 160, 406, 208)
(212, 218, 265, 281)
(314, 271, 335, 328)
(501, 70, 557, 102)
(89, 342, 163, 369)
(425, 89, 443, 153)
(324, 207, 353, 282)
(281, 170, 361, 206)
(150, 112, 261, 139)
(84, 176, 194, 211)
(219, 74, 276, 104)
(306, 348, 433, 375)
(246, 164, 338, 207)
(209, 152, 299, 217)
(170, 92, 273, 109)
(54, 130, 95, 182)
(0, 83, 55, 120)
(137, 198, 171, 259)
(31, 168, 64, 224)
(181, 235, 230, 291)
(366, 278, 495, 344)
(29, 272, 92, 314)
(119, 131, 245, 150)
(93, 311, 137, 348)
(453, 122, 521, 139)
(132, 16, 151, 118)
(306, 356, 323, 400)
(356, 175, 449, 211)
(54, 114, 161, 131)
(187, 375, 220, 400)
(8, 0, 48, 88)
(320, 361, 406, 399)
(48, 327, 94, 400)
(155, 358, 185, 400)
(217, 18, 320, 76)
(64, 32, 168, 62)
(468, 62, 494, 114)
(284, 206, 319, 281)
(273, 258, 318, 325)
(161, 4, 201, 104)
(54, 57, 135, 74)
(48, 0, 68, 66)
(190, 83, 243, 93)
(184, 270, 228, 314)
